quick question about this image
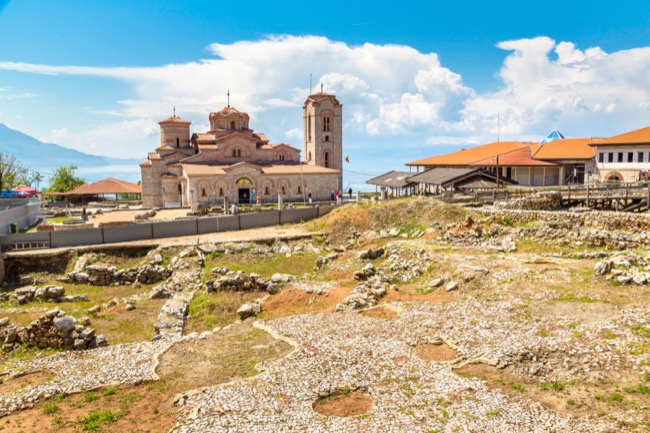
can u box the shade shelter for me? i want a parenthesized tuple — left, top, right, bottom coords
(44, 178, 142, 204)
(366, 171, 415, 198)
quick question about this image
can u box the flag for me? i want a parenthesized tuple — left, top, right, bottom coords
(345, 155, 350, 163)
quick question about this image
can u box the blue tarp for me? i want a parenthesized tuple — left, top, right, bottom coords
(540, 129, 565, 145)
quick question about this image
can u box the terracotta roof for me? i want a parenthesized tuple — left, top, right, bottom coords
(256, 133, 270, 143)
(407, 141, 531, 166)
(182, 165, 227, 176)
(531, 138, 597, 160)
(262, 164, 339, 175)
(65, 178, 142, 195)
(366, 171, 413, 188)
(594, 126, 650, 146)
(180, 163, 338, 176)
(470, 147, 558, 167)
(212, 107, 248, 116)
(148, 152, 161, 160)
(139, 161, 152, 167)
(159, 116, 191, 125)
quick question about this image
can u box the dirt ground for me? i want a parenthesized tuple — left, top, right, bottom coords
(313, 390, 373, 417)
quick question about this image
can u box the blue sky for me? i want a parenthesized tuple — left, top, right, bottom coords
(1, 1, 650, 189)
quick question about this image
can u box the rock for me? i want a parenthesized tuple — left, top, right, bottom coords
(125, 303, 136, 311)
(154, 254, 163, 265)
(594, 260, 612, 276)
(53, 316, 76, 336)
(429, 278, 444, 288)
(237, 302, 261, 320)
(389, 228, 400, 237)
(88, 305, 101, 315)
(46, 308, 61, 319)
(46, 286, 65, 299)
(445, 281, 459, 292)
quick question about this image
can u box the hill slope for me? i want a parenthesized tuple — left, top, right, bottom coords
(0, 123, 142, 183)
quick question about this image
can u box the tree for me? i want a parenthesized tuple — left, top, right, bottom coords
(30, 172, 44, 190)
(48, 165, 85, 193)
(0, 152, 30, 192)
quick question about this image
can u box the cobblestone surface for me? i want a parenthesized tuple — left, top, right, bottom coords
(170, 300, 633, 432)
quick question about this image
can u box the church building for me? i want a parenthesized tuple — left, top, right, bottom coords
(140, 92, 342, 208)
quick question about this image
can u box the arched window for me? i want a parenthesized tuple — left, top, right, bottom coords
(323, 116, 331, 132)
(230, 121, 236, 130)
(281, 185, 286, 195)
(308, 151, 312, 161)
(278, 154, 285, 161)
(308, 115, 312, 141)
(325, 135, 329, 142)
(219, 188, 224, 196)
(264, 186, 269, 195)
(202, 187, 206, 197)
(178, 184, 182, 195)
(324, 152, 330, 168)
(237, 149, 242, 157)
(297, 185, 301, 194)
(176, 137, 180, 147)
(232, 149, 237, 157)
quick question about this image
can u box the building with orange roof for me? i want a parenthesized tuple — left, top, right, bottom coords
(590, 126, 650, 182)
(406, 130, 600, 186)
(140, 93, 343, 208)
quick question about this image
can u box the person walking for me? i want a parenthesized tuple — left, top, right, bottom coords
(348, 187, 353, 199)
(81, 208, 88, 223)
(230, 203, 238, 215)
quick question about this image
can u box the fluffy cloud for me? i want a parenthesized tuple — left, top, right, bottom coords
(1, 35, 650, 163)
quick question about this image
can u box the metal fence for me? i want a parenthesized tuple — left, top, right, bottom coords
(0, 205, 337, 251)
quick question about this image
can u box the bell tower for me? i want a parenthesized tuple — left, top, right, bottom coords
(303, 89, 343, 189)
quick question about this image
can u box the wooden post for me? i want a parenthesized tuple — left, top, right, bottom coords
(586, 186, 590, 208)
(647, 183, 650, 213)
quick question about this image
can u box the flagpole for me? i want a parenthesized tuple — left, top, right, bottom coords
(496, 154, 500, 187)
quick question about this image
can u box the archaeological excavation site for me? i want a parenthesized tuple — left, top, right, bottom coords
(0, 197, 648, 432)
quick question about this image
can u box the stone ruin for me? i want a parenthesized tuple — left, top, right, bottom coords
(65, 263, 172, 286)
(594, 253, 650, 285)
(205, 267, 292, 294)
(0, 285, 88, 305)
(0, 308, 108, 351)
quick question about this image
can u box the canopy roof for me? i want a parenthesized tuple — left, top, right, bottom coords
(366, 171, 413, 189)
(63, 178, 142, 196)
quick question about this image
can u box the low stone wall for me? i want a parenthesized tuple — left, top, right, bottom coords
(0, 308, 108, 351)
(66, 263, 172, 286)
(1, 285, 88, 305)
(481, 208, 650, 249)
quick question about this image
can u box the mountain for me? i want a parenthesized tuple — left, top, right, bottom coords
(0, 123, 142, 184)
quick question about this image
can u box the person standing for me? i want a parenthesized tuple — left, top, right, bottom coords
(330, 191, 335, 201)
(81, 208, 88, 223)
(230, 203, 238, 215)
(308, 191, 312, 204)
(348, 187, 353, 199)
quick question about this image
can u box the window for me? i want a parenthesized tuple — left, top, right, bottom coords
(308, 151, 312, 161)
(278, 154, 285, 161)
(202, 188, 206, 197)
(639, 152, 645, 163)
(238, 149, 242, 157)
(628, 152, 633, 163)
(281, 185, 286, 195)
(219, 188, 224, 196)
(323, 116, 331, 132)
(232, 149, 242, 157)
(230, 121, 236, 130)
(232, 149, 237, 157)
(608, 153, 614, 163)
(308, 115, 312, 141)
(618, 152, 623, 163)
(297, 185, 301, 194)
(325, 135, 329, 142)
(176, 137, 180, 148)
(598, 153, 604, 163)
(264, 186, 269, 195)
(324, 152, 330, 168)
(178, 184, 182, 195)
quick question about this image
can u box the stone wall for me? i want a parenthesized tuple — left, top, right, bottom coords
(66, 263, 172, 286)
(481, 208, 650, 249)
(0, 308, 108, 351)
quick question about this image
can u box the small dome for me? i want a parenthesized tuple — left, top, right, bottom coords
(159, 116, 191, 125)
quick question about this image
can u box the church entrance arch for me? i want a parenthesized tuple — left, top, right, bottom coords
(236, 177, 253, 204)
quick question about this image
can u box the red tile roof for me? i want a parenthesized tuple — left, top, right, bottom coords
(407, 141, 531, 166)
(470, 147, 558, 167)
(594, 126, 650, 146)
(530, 138, 597, 160)
(65, 178, 142, 195)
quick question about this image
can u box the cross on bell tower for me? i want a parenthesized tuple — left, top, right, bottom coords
(320, 83, 324, 93)
(173, 106, 176, 118)
(227, 90, 230, 108)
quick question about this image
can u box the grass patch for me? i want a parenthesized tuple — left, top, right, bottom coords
(84, 392, 99, 402)
(557, 293, 596, 303)
(628, 324, 650, 338)
(202, 250, 319, 281)
(510, 382, 525, 392)
(43, 402, 59, 414)
(539, 381, 567, 392)
(103, 386, 117, 396)
(78, 409, 123, 431)
(185, 291, 264, 333)
(624, 385, 650, 395)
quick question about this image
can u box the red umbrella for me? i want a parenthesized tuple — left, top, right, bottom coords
(13, 185, 38, 195)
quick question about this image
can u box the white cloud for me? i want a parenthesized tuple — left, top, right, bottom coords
(2, 35, 650, 162)
(50, 127, 69, 139)
(285, 128, 302, 140)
